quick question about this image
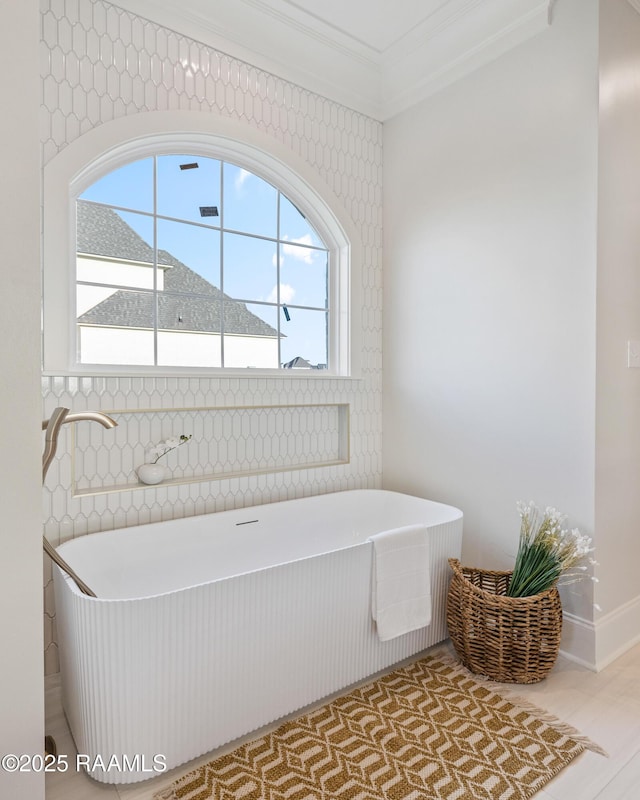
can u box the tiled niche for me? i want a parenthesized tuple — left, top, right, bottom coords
(40, 0, 383, 674)
(72, 404, 350, 496)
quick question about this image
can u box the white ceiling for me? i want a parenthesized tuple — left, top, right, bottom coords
(113, 0, 555, 119)
(268, 0, 450, 53)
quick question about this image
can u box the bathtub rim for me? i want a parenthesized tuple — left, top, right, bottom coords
(53, 540, 369, 604)
(54, 488, 463, 603)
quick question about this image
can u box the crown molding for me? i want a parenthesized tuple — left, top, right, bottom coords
(381, 0, 488, 69)
(240, 0, 381, 58)
(382, 0, 552, 118)
(109, 0, 554, 121)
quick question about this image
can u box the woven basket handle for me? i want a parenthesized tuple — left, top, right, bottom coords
(448, 558, 463, 578)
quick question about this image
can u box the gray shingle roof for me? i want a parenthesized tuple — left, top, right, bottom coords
(282, 356, 312, 369)
(76, 200, 278, 337)
(77, 200, 160, 264)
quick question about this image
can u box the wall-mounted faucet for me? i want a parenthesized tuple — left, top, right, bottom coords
(42, 407, 117, 483)
(41, 406, 118, 597)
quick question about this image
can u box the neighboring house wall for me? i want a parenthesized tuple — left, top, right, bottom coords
(40, 0, 382, 673)
(77, 255, 166, 296)
(78, 326, 278, 368)
(383, 0, 602, 664)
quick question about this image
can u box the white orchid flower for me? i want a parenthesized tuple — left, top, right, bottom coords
(147, 434, 192, 464)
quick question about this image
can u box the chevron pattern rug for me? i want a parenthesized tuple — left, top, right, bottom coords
(155, 655, 604, 800)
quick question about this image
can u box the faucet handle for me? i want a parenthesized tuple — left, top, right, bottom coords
(42, 407, 70, 481)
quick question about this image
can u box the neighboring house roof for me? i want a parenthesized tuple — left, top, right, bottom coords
(77, 200, 168, 265)
(76, 200, 279, 337)
(282, 356, 312, 369)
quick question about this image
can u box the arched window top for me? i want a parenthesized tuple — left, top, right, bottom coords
(43, 119, 356, 377)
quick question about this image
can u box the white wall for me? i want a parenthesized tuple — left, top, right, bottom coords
(594, 0, 640, 665)
(383, 0, 599, 635)
(0, 1, 45, 797)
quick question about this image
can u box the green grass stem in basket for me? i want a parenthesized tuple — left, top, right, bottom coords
(507, 501, 596, 598)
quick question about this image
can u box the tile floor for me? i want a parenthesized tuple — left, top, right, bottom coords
(44, 641, 640, 799)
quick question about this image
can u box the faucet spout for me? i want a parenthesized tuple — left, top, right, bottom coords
(41, 408, 118, 432)
(64, 410, 118, 428)
(41, 407, 118, 482)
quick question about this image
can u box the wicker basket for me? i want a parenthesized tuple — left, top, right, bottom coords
(446, 558, 562, 684)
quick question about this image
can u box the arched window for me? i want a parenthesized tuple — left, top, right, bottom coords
(76, 155, 330, 370)
(43, 122, 354, 376)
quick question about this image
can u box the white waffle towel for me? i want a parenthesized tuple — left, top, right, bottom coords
(369, 524, 431, 642)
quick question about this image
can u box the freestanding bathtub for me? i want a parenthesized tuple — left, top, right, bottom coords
(53, 489, 463, 784)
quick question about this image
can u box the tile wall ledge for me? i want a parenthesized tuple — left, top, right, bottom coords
(74, 460, 351, 498)
(42, 370, 364, 382)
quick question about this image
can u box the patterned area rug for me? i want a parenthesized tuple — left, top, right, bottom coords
(155, 655, 604, 800)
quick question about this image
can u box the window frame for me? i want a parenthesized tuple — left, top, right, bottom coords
(43, 119, 357, 378)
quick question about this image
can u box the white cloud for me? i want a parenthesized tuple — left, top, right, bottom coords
(267, 283, 296, 304)
(282, 234, 315, 264)
(234, 168, 250, 191)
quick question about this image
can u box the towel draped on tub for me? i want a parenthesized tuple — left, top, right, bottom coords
(369, 524, 431, 642)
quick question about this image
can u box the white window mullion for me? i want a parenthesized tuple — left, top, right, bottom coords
(276, 190, 282, 369)
(219, 161, 225, 368)
(152, 155, 159, 367)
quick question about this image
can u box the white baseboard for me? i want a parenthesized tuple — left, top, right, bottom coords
(559, 612, 596, 669)
(560, 593, 640, 671)
(594, 593, 640, 670)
